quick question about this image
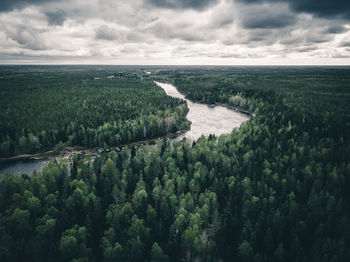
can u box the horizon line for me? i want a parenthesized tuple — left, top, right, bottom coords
(1, 64, 350, 67)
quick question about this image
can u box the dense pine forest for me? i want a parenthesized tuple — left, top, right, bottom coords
(0, 66, 349, 261)
(0, 66, 189, 157)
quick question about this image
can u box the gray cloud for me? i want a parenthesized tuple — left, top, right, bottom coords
(294, 46, 318, 53)
(45, 10, 66, 25)
(288, 0, 350, 19)
(235, 0, 350, 20)
(0, 0, 59, 12)
(146, 0, 219, 10)
(148, 20, 211, 41)
(207, 2, 235, 28)
(189, 51, 264, 58)
(241, 7, 296, 29)
(325, 25, 347, 34)
(6, 26, 48, 50)
(328, 53, 350, 58)
(95, 25, 149, 43)
(279, 29, 332, 46)
(0, 0, 349, 64)
(95, 25, 123, 41)
(339, 40, 350, 47)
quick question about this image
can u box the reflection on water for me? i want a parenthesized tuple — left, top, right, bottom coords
(0, 159, 48, 176)
(155, 81, 250, 142)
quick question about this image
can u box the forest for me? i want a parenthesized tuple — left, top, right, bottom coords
(0, 66, 349, 262)
(0, 66, 189, 157)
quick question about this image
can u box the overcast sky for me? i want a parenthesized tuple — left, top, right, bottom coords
(0, 0, 349, 65)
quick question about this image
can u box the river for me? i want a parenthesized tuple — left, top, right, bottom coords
(155, 81, 250, 141)
(0, 159, 49, 176)
(0, 82, 250, 175)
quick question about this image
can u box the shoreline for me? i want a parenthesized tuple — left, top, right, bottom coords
(154, 80, 253, 117)
(1, 81, 252, 165)
(0, 121, 191, 165)
(207, 102, 253, 117)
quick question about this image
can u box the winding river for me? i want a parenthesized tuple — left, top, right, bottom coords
(0, 82, 250, 175)
(155, 81, 250, 141)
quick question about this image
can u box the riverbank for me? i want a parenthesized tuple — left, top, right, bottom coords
(207, 102, 253, 117)
(155, 80, 253, 117)
(1, 81, 250, 166)
(0, 122, 191, 165)
(155, 81, 251, 141)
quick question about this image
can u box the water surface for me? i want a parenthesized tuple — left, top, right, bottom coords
(155, 81, 250, 141)
(1, 81, 250, 175)
(0, 159, 48, 176)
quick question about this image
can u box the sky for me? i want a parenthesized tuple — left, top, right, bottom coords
(0, 0, 349, 65)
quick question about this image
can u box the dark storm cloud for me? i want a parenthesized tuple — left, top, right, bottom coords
(146, 0, 219, 10)
(239, 3, 296, 29)
(325, 25, 347, 34)
(45, 10, 66, 25)
(242, 12, 295, 29)
(0, 0, 58, 12)
(288, 0, 350, 19)
(235, 0, 350, 19)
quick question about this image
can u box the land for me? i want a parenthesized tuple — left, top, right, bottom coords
(0, 66, 349, 262)
(0, 121, 191, 165)
(0, 66, 190, 159)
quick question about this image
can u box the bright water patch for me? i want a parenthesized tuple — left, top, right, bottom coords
(1, 82, 250, 175)
(155, 81, 250, 141)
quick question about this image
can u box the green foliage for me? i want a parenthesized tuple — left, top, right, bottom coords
(0, 66, 349, 261)
(0, 67, 188, 157)
(151, 242, 169, 262)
